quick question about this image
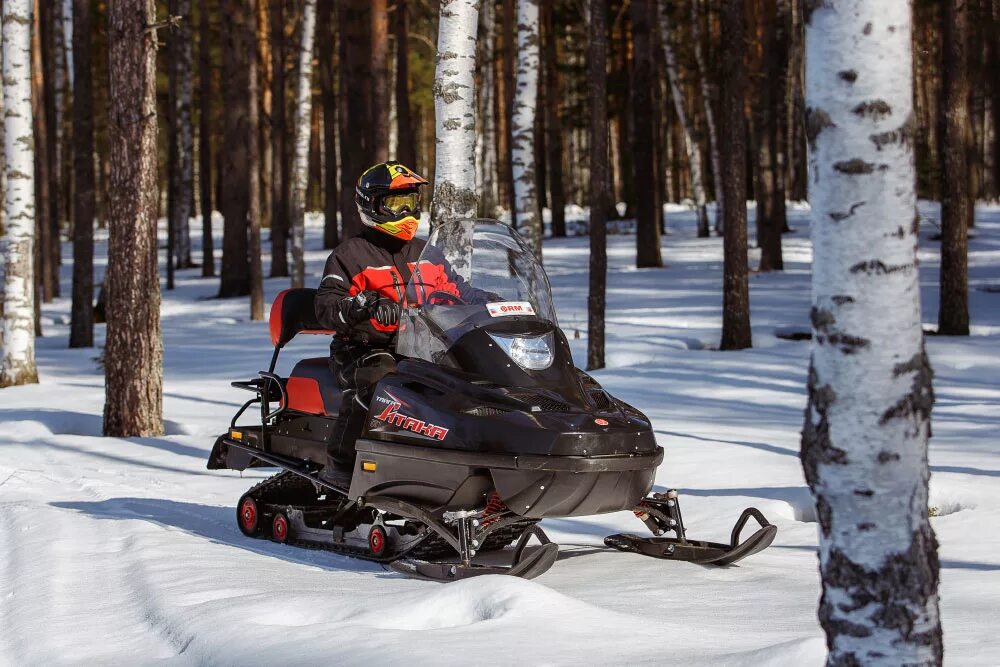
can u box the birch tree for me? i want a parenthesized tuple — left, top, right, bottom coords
(511, 0, 542, 260)
(104, 0, 163, 436)
(431, 0, 480, 228)
(802, 2, 942, 664)
(289, 0, 316, 289)
(1, 0, 38, 387)
(656, 0, 709, 237)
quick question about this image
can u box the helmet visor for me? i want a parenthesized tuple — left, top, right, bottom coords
(381, 191, 420, 216)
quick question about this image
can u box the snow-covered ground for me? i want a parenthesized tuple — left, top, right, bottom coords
(1, 203, 998, 665)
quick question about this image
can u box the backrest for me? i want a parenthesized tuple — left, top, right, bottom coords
(269, 288, 336, 348)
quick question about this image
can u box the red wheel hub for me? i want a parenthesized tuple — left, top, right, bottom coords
(368, 525, 387, 556)
(272, 513, 289, 543)
(239, 497, 258, 532)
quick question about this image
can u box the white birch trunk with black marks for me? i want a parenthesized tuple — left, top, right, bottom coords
(290, 0, 317, 289)
(432, 0, 479, 279)
(510, 0, 541, 261)
(656, 0, 709, 237)
(691, 0, 722, 233)
(432, 0, 479, 223)
(802, 2, 941, 664)
(1, 0, 39, 387)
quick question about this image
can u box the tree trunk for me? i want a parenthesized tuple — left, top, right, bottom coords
(248, 0, 264, 321)
(32, 0, 53, 306)
(290, 0, 317, 289)
(339, 0, 369, 240)
(169, 0, 194, 270)
(198, 0, 215, 277)
(1, 0, 39, 387)
(69, 0, 95, 349)
(501, 0, 516, 224)
(803, 2, 942, 663)
(656, 0, 709, 237)
(632, 0, 662, 268)
(938, 0, 971, 335)
(543, 1, 566, 238)
(691, 0, 723, 233)
(269, 0, 289, 276)
(587, 0, 608, 372)
(719, 0, 750, 350)
(218, 0, 251, 298)
(318, 0, 338, 249)
(431, 0, 480, 230)
(370, 0, 389, 161)
(511, 0, 542, 261)
(104, 0, 163, 437)
(395, 0, 416, 169)
(476, 0, 498, 218)
(753, 0, 784, 272)
(41, 0, 61, 298)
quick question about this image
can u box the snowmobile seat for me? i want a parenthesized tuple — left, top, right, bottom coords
(270, 288, 335, 349)
(285, 357, 343, 416)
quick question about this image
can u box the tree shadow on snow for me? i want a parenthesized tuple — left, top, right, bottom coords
(51, 497, 383, 575)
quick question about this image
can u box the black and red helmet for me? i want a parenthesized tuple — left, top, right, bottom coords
(355, 161, 429, 241)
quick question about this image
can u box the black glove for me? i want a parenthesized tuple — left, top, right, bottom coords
(371, 299, 401, 327)
(345, 290, 381, 325)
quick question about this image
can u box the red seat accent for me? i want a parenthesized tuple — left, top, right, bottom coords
(285, 377, 327, 415)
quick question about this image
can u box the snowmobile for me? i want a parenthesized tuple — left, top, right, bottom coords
(207, 219, 776, 581)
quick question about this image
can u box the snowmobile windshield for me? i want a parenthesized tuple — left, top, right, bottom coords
(395, 219, 558, 364)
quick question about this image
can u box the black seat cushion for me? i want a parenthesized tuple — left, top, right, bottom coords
(286, 357, 343, 416)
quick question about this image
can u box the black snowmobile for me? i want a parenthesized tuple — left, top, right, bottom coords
(207, 219, 776, 581)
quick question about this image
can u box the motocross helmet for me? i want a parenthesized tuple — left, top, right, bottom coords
(355, 161, 429, 242)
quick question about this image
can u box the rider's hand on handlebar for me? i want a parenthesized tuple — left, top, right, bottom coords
(371, 299, 401, 326)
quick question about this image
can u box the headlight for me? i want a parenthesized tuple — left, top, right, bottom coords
(488, 332, 555, 370)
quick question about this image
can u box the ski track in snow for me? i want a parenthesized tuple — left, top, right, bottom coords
(1, 204, 998, 665)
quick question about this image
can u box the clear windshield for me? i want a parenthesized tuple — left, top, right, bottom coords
(395, 219, 557, 364)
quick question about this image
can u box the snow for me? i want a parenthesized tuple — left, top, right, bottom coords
(1, 202, 998, 664)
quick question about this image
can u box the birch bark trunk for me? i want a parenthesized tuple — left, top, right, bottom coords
(290, 0, 316, 289)
(656, 0, 709, 237)
(511, 0, 542, 261)
(1, 0, 39, 387)
(803, 2, 942, 663)
(104, 0, 163, 436)
(431, 0, 480, 232)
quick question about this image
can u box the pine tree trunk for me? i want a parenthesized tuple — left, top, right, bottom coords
(41, 0, 62, 298)
(475, 0, 498, 218)
(104, 0, 163, 436)
(32, 0, 53, 306)
(691, 0, 723, 233)
(632, 0, 662, 268)
(318, 0, 338, 249)
(501, 0, 516, 224)
(269, 0, 289, 276)
(218, 0, 251, 298)
(339, 0, 369, 240)
(69, 0, 95, 349)
(198, 0, 215, 277)
(719, 0, 751, 350)
(543, 2, 566, 238)
(753, 1, 784, 272)
(431, 0, 480, 231)
(370, 0, 389, 161)
(290, 0, 316, 289)
(587, 0, 608, 372)
(169, 0, 194, 269)
(657, 0, 709, 237)
(938, 0, 971, 335)
(395, 0, 416, 169)
(803, 3, 942, 663)
(1, 0, 39, 387)
(248, 0, 264, 321)
(511, 0, 542, 261)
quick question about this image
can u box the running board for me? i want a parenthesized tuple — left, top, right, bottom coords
(224, 439, 347, 493)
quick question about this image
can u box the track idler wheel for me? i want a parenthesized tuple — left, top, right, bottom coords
(237, 494, 262, 537)
(368, 525, 388, 557)
(272, 511, 291, 544)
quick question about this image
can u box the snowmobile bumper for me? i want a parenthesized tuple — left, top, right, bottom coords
(348, 439, 663, 519)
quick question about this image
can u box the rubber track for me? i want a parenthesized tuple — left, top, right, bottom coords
(240, 471, 537, 564)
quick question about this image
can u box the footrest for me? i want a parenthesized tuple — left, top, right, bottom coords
(390, 542, 559, 582)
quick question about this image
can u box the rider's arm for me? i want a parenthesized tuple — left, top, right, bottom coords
(315, 251, 360, 335)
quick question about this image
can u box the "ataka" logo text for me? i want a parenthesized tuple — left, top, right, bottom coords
(374, 402, 449, 441)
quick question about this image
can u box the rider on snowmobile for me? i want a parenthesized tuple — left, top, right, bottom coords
(314, 161, 491, 475)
